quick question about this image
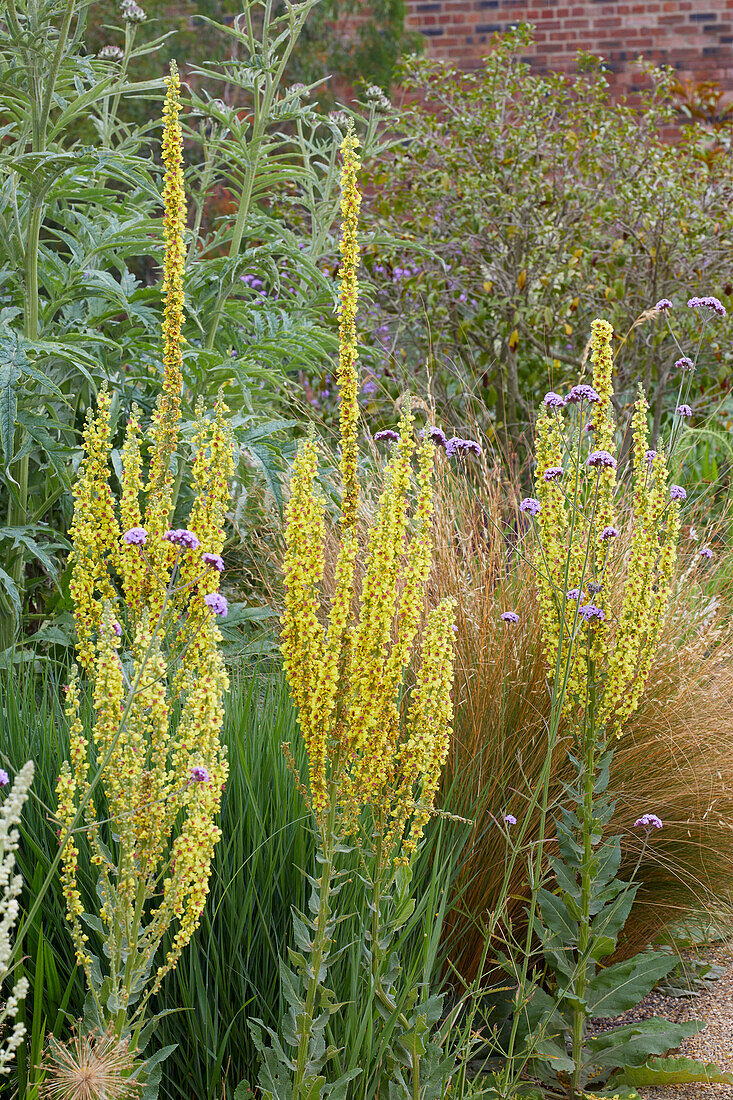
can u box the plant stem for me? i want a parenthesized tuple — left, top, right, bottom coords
(293, 789, 337, 1100)
(570, 655, 597, 1100)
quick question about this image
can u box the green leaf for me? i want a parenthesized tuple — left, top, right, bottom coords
(586, 949, 679, 1018)
(588, 1017, 703, 1070)
(0, 566, 21, 625)
(0, 332, 25, 466)
(620, 1054, 733, 1086)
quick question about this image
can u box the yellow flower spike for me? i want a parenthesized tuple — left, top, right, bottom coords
(391, 598, 456, 865)
(281, 432, 326, 725)
(146, 59, 186, 570)
(119, 405, 146, 614)
(534, 406, 568, 671)
(69, 389, 120, 671)
(307, 531, 358, 818)
(336, 124, 362, 534)
(589, 319, 617, 546)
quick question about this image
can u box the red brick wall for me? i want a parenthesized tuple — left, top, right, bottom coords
(404, 0, 733, 95)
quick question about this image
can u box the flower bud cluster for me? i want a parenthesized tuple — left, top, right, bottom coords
(0, 762, 34, 1076)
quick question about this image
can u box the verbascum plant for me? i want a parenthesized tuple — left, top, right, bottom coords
(503, 319, 701, 1100)
(251, 126, 457, 1100)
(56, 61, 232, 1069)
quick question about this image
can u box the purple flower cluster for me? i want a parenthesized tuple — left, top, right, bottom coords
(240, 273, 265, 291)
(600, 525, 619, 541)
(676, 404, 692, 418)
(645, 450, 657, 464)
(567, 384, 601, 405)
(164, 529, 201, 550)
(500, 611, 519, 623)
(203, 552, 225, 572)
(543, 466, 564, 482)
(670, 484, 687, 502)
(675, 356, 694, 372)
(374, 429, 399, 444)
(688, 295, 727, 317)
(204, 593, 228, 616)
(112, 621, 122, 637)
(190, 765, 210, 783)
(519, 497, 541, 517)
(566, 588, 583, 600)
(0, 769, 8, 787)
(634, 813, 663, 830)
(422, 426, 448, 447)
(654, 298, 673, 312)
(699, 547, 713, 560)
(543, 391, 566, 409)
(446, 436, 482, 458)
(123, 526, 147, 546)
(503, 814, 517, 826)
(579, 603, 605, 623)
(587, 450, 617, 469)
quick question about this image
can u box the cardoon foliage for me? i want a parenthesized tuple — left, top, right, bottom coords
(56, 62, 232, 1045)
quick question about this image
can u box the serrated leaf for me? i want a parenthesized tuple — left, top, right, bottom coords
(587, 950, 679, 1018)
(620, 1054, 733, 1086)
(0, 333, 24, 466)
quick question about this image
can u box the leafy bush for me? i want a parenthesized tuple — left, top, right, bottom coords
(365, 27, 733, 452)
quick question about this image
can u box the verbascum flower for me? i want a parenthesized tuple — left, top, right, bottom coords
(146, 60, 186, 583)
(336, 125, 361, 534)
(390, 598, 456, 865)
(69, 389, 121, 671)
(281, 432, 326, 722)
(533, 406, 568, 673)
(119, 406, 146, 614)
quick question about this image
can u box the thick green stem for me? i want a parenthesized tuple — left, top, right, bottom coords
(293, 792, 337, 1100)
(570, 657, 597, 1100)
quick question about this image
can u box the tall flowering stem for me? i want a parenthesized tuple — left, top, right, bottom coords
(265, 128, 457, 1100)
(56, 63, 232, 1058)
(0, 762, 34, 1078)
(514, 318, 684, 1099)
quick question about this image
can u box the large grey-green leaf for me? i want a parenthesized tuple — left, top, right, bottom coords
(0, 332, 25, 466)
(586, 950, 679, 1018)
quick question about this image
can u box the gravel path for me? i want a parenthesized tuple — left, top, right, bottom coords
(629, 942, 733, 1099)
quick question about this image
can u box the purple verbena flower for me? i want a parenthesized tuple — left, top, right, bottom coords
(587, 450, 617, 469)
(423, 426, 447, 448)
(123, 526, 147, 546)
(670, 484, 687, 502)
(445, 436, 482, 458)
(584, 423, 595, 434)
(500, 611, 519, 623)
(567, 384, 601, 404)
(675, 356, 694, 372)
(688, 295, 726, 318)
(204, 592, 228, 616)
(543, 466, 564, 482)
(566, 588, 583, 600)
(519, 497, 541, 517)
(676, 404, 692, 418)
(503, 814, 517, 825)
(655, 298, 673, 311)
(112, 621, 122, 637)
(600, 525, 619, 540)
(634, 813, 663, 830)
(543, 391, 566, 408)
(163, 528, 201, 551)
(579, 603, 606, 623)
(374, 429, 399, 443)
(0, 770, 8, 787)
(190, 765, 210, 783)
(645, 450, 657, 464)
(203, 552, 225, 572)
(699, 546, 713, 560)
